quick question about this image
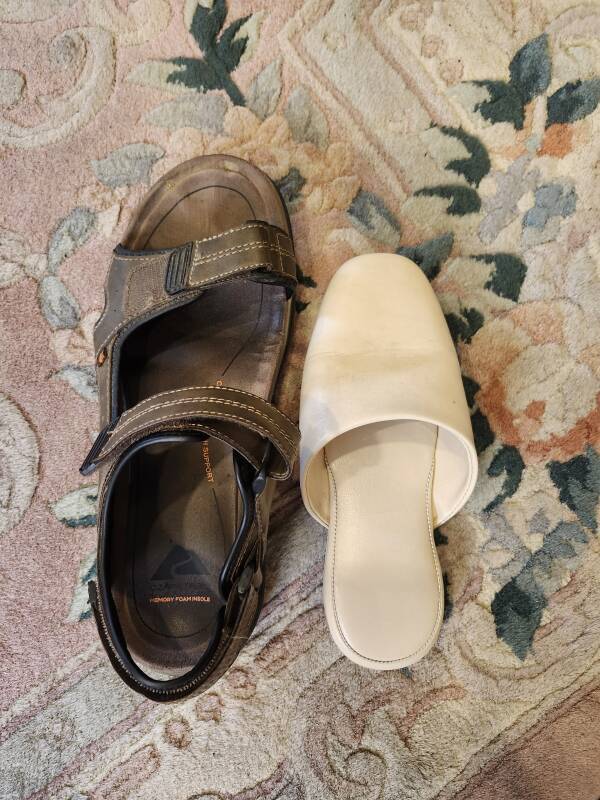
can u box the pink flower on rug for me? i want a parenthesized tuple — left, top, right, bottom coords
(463, 301, 600, 464)
(163, 107, 359, 215)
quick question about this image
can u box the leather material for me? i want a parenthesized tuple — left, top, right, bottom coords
(82, 385, 298, 480)
(88, 572, 264, 702)
(88, 448, 271, 702)
(94, 221, 297, 420)
(299, 254, 477, 670)
(300, 254, 477, 527)
(85, 155, 298, 701)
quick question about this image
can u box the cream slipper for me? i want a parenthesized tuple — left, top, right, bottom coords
(299, 254, 477, 669)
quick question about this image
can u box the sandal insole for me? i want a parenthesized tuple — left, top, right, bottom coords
(324, 420, 443, 666)
(130, 437, 234, 640)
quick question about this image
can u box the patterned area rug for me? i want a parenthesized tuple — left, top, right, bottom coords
(1, 1, 599, 798)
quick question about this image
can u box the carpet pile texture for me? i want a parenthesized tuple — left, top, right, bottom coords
(1, 1, 599, 798)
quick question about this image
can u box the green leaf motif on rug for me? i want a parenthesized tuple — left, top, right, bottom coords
(275, 167, 317, 308)
(166, 0, 249, 106)
(68, 551, 97, 622)
(437, 126, 491, 187)
(473, 253, 527, 302)
(91, 143, 164, 189)
(492, 564, 546, 660)
(296, 264, 316, 289)
(275, 168, 306, 207)
(473, 80, 526, 129)
(39, 275, 81, 330)
(442, 572, 452, 621)
(414, 185, 481, 215)
(55, 365, 98, 402)
(508, 34, 551, 105)
(444, 306, 484, 343)
(247, 59, 282, 120)
(462, 375, 480, 409)
(52, 485, 98, 528)
(396, 232, 454, 280)
(471, 35, 551, 130)
(462, 375, 495, 455)
(285, 87, 330, 149)
(472, 410, 495, 455)
(347, 190, 401, 248)
(434, 528, 448, 546)
(433, 532, 452, 620)
(467, 33, 600, 132)
(492, 521, 589, 659)
(48, 208, 97, 275)
(548, 446, 600, 531)
(546, 79, 600, 127)
(485, 445, 525, 512)
(145, 94, 228, 132)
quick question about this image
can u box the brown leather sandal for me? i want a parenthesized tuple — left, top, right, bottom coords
(80, 155, 299, 701)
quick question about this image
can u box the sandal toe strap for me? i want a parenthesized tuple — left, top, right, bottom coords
(94, 221, 297, 362)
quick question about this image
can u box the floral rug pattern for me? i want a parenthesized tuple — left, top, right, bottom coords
(1, 2, 599, 799)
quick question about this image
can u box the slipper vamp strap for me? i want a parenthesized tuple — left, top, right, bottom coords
(299, 253, 478, 528)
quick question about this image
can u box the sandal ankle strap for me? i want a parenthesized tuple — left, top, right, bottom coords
(80, 384, 299, 480)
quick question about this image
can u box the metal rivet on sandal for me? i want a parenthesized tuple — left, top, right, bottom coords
(96, 348, 107, 366)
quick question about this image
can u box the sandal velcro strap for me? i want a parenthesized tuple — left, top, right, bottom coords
(164, 221, 297, 295)
(80, 385, 299, 480)
(94, 222, 297, 368)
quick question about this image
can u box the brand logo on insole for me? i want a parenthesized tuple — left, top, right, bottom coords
(202, 442, 214, 483)
(152, 545, 207, 581)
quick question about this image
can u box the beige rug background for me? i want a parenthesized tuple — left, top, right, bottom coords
(1, 1, 599, 798)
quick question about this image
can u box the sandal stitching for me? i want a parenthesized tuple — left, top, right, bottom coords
(119, 385, 296, 426)
(92, 223, 291, 695)
(108, 407, 296, 455)
(98, 412, 293, 474)
(116, 397, 298, 445)
(193, 241, 293, 264)
(95, 291, 203, 357)
(189, 261, 288, 288)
